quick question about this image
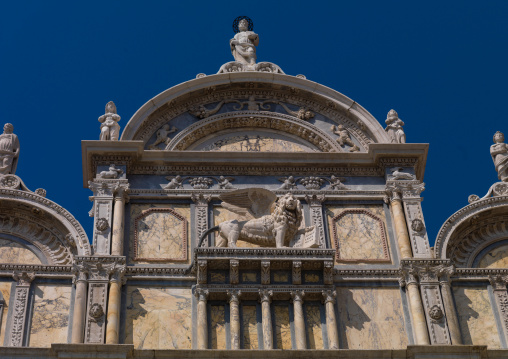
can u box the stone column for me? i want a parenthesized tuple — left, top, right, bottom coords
(228, 290, 241, 349)
(322, 290, 339, 349)
(105, 265, 126, 344)
(8, 272, 35, 347)
(71, 264, 88, 343)
(259, 289, 273, 349)
(439, 266, 462, 345)
(387, 187, 413, 259)
(291, 290, 306, 349)
(195, 288, 209, 349)
(400, 265, 430, 345)
(489, 275, 508, 342)
(111, 185, 129, 256)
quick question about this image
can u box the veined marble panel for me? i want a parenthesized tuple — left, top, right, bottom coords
(453, 286, 500, 348)
(477, 244, 508, 268)
(0, 281, 11, 345)
(242, 305, 259, 349)
(305, 304, 324, 349)
(124, 286, 191, 349)
(326, 205, 390, 264)
(210, 305, 227, 350)
(274, 305, 292, 349)
(129, 204, 191, 264)
(0, 239, 41, 265)
(336, 287, 407, 349)
(29, 284, 71, 347)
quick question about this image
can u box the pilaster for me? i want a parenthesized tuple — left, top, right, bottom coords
(489, 275, 508, 343)
(7, 272, 35, 347)
(191, 193, 212, 246)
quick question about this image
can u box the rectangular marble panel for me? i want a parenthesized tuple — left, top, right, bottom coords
(453, 286, 501, 348)
(336, 287, 407, 349)
(0, 281, 11, 345)
(274, 305, 292, 349)
(209, 271, 227, 284)
(29, 284, 72, 347)
(124, 286, 192, 349)
(129, 204, 191, 264)
(272, 271, 290, 284)
(305, 304, 324, 349)
(0, 239, 42, 265)
(242, 305, 259, 349)
(303, 272, 321, 284)
(210, 305, 227, 350)
(241, 271, 258, 284)
(326, 205, 391, 264)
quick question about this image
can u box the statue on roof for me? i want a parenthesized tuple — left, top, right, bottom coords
(385, 109, 406, 144)
(230, 17, 259, 65)
(98, 101, 121, 141)
(491, 131, 508, 182)
(0, 123, 20, 175)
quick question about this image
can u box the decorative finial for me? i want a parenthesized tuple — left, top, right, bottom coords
(0, 123, 20, 175)
(230, 16, 258, 65)
(385, 109, 406, 144)
(98, 101, 121, 141)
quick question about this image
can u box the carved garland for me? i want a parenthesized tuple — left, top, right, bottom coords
(133, 208, 188, 262)
(331, 209, 390, 263)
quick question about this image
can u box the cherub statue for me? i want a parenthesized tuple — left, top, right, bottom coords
(98, 164, 124, 179)
(278, 176, 297, 190)
(0, 123, 20, 175)
(148, 124, 177, 150)
(329, 175, 348, 190)
(230, 18, 259, 65)
(202, 188, 317, 248)
(491, 131, 508, 182)
(385, 109, 406, 144)
(278, 102, 315, 121)
(164, 175, 184, 189)
(98, 101, 121, 141)
(216, 176, 236, 189)
(331, 125, 360, 152)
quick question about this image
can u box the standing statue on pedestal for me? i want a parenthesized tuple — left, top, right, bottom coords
(0, 123, 20, 175)
(385, 109, 406, 144)
(230, 17, 259, 65)
(491, 131, 508, 182)
(98, 101, 121, 141)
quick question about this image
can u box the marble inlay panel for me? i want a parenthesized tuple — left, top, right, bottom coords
(210, 305, 227, 350)
(242, 305, 259, 349)
(274, 305, 292, 349)
(478, 244, 508, 268)
(305, 304, 324, 349)
(336, 287, 407, 349)
(0, 281, 11, 345)
(0, 239, 41, 265)
(29, 284, 71, 347)
(326, 205, 390, 264)
(124, 286, 192, 349)
(453, 286, 500, 348)
(129, 204, 191, 264)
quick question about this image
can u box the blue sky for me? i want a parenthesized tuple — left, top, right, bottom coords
(1, 2, 507, 246)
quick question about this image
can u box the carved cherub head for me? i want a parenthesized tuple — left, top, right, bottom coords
(494, 131, 505, 144)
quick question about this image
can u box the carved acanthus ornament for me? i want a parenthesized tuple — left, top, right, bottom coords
(290, 290, 305, 303)
(292, 261, 302, 285)
(197, 260, 207, 284)
(227, 289, 242, 303)
(195, 288, 209, 302)
(261, 260, 270, 285)
(230, 260, 239, 284)
(322, 290, 337, 304)
(259, 289, 273, 303)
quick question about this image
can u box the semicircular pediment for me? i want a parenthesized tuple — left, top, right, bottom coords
(165, 111, 342, 152)
(121, 73, 390, 152)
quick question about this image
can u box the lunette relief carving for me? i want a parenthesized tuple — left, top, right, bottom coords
(331, 124, 359, 152)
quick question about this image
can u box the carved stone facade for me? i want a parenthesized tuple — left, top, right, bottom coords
(0, 19, 507, 359)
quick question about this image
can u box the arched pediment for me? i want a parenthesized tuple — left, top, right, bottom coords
(121, 73, 390, 152)
(435, 196, 508, 267)
(0, 189, 91, 264)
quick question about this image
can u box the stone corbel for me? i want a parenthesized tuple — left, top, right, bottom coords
(261, 261, 270, 285)
(230, 260, 239, 285)
(305, 194, 326, 248)
(292, 261, 302, 285)
(191, 193, 212, 246)
(489, 275, 508, 341)
(323, 261, 334, 285)
(8, 272, 35, 347)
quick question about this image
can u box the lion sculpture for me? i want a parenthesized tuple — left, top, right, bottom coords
(212, 188, 318, 248)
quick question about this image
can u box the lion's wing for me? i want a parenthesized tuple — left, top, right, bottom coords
(219, 188, 276, 220)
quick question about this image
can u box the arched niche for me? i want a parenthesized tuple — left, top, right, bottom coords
(0, 189, 91, 264)
(473, 239, 508, 268)
(120, 72, 390, 152)
(435, 196, 508, 267)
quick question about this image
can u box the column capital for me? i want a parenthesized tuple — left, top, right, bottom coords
(385, 180, 425, 202)
(489, 274, 508, 291)
(195, 288, 209, 301)
(259, 289, 273, 303)
(304, 194, 326, 206)
(322, 289, 337, 304)
(12, 271, 35, 286)
(437, 265, 455, 285)
(114, 183, 130, 201)
(191, 193, 212, 206)
(72, 263, 88, 284)
(227, 289, 242, 303)
(290, 290, 305, 303)
(109, 264, 127, 285)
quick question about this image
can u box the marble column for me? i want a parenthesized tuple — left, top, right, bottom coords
(71, 265, 88, 343)
(196, 288, 209, 349)
(105, 266, 125, 344)
(322, 290, 339, 349)
(389, 192, 413, 259)
(406, 282, 430, 345)
(228, 290, 241, 350)
(111, 185, 128, 255)
(291, 290, 306, 349)
(439, 280, 462, 344)
(259, 289, 273, 349)
(488, 275, 508, 343)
